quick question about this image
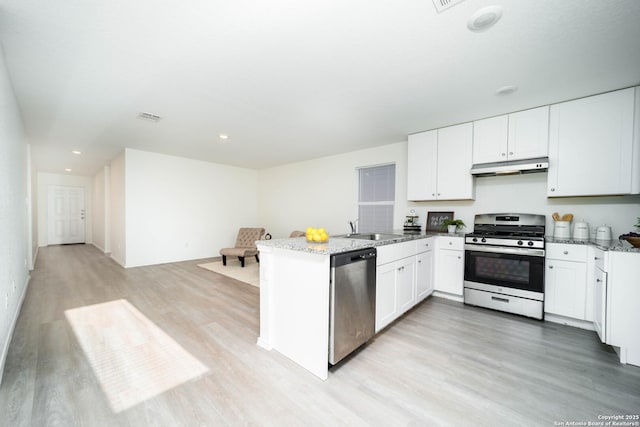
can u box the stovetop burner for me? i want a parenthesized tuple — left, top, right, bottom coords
(465, 213, 546, 249)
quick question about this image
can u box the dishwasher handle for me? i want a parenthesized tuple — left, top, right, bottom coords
(331, 248, 377, 268)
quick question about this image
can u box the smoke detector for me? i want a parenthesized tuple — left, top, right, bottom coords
(137, 112, 162, 122)
(432, 0, 467, 13)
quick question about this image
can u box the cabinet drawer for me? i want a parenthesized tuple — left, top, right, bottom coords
(415, 237, 434, 253)
(546, 243, 587, 262)
(376, 240, 416, 266)
(437, 236, 463, 251)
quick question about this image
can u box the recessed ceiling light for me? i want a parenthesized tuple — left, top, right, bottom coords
(71, 150, 81, 155)
(495, 85, 518, 96)
(65, 168, 72, 172)
(467, 5, 503, 32)
(219, 134, 229, 141)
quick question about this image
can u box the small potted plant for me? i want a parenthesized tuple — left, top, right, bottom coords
(442, 218, 466, 234)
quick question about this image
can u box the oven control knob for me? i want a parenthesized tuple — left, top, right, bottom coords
(527, 241, 534, 246)
(472, 237, 478, 242)
(517, 240, 523, 246)
(481, 238, 486, 243)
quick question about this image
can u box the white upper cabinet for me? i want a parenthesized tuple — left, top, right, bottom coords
(407, 130, 438, 201)
(472, 106, 549, 164)
(547, 87, 638, 197)
(507, 106, 550, 160)
(407, 123, 474, 201)
(472, 115, 508, 164)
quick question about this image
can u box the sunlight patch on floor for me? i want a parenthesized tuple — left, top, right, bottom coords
(65, 299, 208, 413)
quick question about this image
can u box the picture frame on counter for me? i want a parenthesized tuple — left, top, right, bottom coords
(426, 211, 454, 232)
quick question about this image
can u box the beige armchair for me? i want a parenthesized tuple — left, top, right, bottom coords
(220, 227, 265, 268)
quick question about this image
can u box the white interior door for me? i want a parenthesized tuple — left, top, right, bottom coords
(48, 185, 86, 245)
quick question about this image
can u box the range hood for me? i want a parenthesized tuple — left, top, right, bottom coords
(470, 157, 549, 177)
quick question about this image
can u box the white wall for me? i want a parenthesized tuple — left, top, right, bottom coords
(109, 152, 126, 266)
(124, 149, 258, 268)
(92, 166, 108, 253)
(258, 142, 640, 239)
(37, 172, 93, 247)
(257, 142, 408, 238)
(0, 46, 29, 384)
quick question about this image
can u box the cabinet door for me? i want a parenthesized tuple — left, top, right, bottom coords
(507, 106, 549, 160)
(407, 130, 438, 201)
(473, 115, 508, 164)
(375, 262, 398, 332)
(544, 259, 587, 319)
(593, 267, 607, 343)
(436, 122, 474, 200)
(415, 250, 434, 301)
(548, 88, 635, 197)
(435, 249, 464, 295)
(396, 257, 416, 315)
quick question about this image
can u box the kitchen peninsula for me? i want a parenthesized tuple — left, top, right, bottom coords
(256, 233, 462, 380)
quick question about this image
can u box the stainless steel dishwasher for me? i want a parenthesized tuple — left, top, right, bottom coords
(329, 247, 376, 365)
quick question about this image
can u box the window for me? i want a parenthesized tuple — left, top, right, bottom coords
(357, 163, 395, 233)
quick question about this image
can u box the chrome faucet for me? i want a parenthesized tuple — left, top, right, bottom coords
(349, 219, 358, 235)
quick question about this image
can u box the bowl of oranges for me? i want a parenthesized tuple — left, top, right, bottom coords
(306, 227, 329, 243)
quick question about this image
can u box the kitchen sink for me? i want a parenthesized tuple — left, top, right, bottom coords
(343, 233, 404, 241)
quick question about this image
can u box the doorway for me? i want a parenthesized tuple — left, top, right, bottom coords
(47, 185, 86, 244)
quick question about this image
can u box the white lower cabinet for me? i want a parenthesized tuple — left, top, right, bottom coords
(375, 237, 435, 332)
(544, 243, 589, 321)
(415, 249, 434, 302)
(545, 259, 587, 319)
(375, 256, 415, 332)
(593, 265, 607, 342)
(397, 257, 416, 314)
(434, 237, 464, 297)
(375, 261, 399, 332)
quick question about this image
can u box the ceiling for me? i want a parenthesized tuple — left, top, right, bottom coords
(1, 0, 639, 175)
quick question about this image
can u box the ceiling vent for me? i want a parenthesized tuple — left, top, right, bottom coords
(432, 0, 467, 13)
(137, 112, 162, 122)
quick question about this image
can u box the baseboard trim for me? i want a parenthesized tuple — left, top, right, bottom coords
(0, 274, 31, 385)
(32, 246, 39, 269)
(544, 313, 595, 331)
(432, 291, 464, 303)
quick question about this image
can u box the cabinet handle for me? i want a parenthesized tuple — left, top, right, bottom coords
(549, 265, 554, 269)
(437, 193, 441, 196)
(449, 242, 452, 245)
(432, 193, 435, 197)
(509, 152, 513, 155)
(550, 188, 555, 192)
(594, 257, 599, 260)
(501, 153, 506, 157)
(563, 251, 568, 255)
(596, 279, 602, 283)
(457, 256, 461, 259)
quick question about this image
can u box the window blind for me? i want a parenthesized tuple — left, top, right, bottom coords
(357, 164, 395, 233)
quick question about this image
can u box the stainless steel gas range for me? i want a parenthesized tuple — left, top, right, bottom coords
(463, 213, 546, 320)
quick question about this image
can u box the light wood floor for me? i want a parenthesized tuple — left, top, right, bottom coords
(1, 244, 639, 426)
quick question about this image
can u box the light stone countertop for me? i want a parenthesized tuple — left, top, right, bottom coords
(256, 230, 465, 255)
(545, 236, 640, 253)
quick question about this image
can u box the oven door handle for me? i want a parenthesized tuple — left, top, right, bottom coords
(464, 244, 545, 257)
